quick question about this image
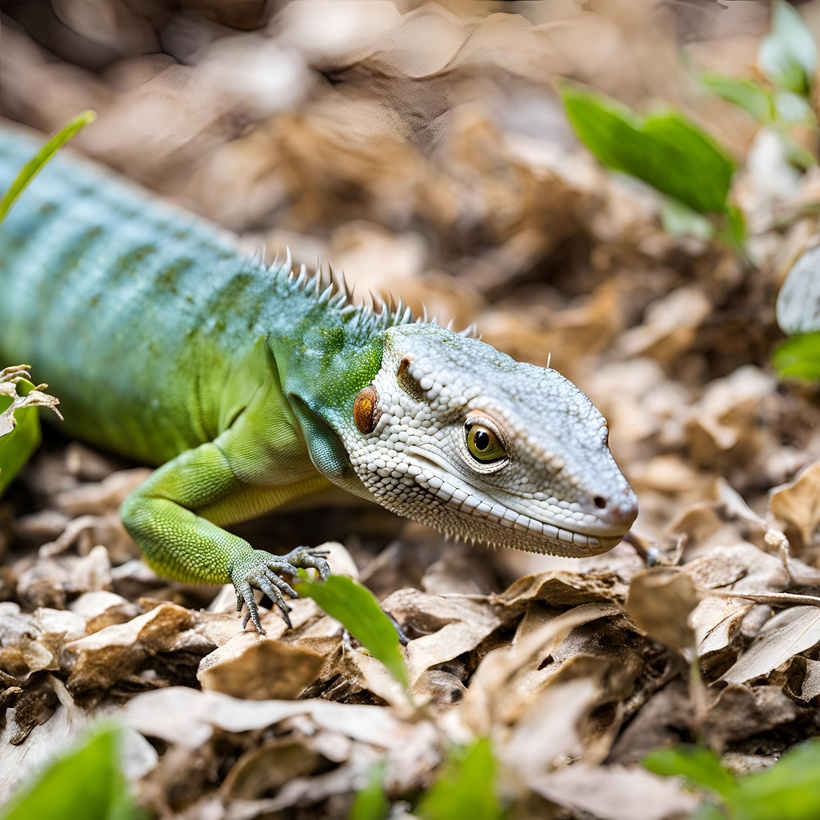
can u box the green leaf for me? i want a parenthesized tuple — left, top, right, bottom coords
(0, 110, 96, 225)
(732, 740, 820, 820)
(759, 1, 818, 96)
(559, 80, 735, 214)
(773, 331, 820, 381)
(689, 803, 728, 820)
(699, 72, 774, 123)
(0, 379, 42, 498)
(642, 745, 737, 802)
(716, 204, 748, 252)
(296, 573, 408, 691)
(350, 761, 389, 820)
(661, 198, 715, 240)
(0, 723, 139, 820)
(417, 739, 503, 820)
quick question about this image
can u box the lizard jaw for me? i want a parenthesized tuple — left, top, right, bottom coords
(421, 480, 632, 557)
(404, 446, 636, 557)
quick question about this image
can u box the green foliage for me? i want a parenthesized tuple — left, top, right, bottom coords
(731, 741, 820, 820)
(661, 199, 714, 241)
(759, 1, 818, 97)
(0, 723, 139, 820)
(0, 110, 96, 224)
(561, 2, 818, 257)
(643, 745, 737, 803)
(296, 573, 409, 690)
(643, 739, 820, 820)
(715, 205, 748, 255)
(350, 762, 389, 820)
(558, 80, 735, 215)
(417, 738, 503, 820)
(699, 73, 774, 124)
(0, 378, 42, 497)
(690, 805, 730, 820)
(347, 739, 505, 820)
(772, 331, 820, 381)
(699, 4, 817, 184)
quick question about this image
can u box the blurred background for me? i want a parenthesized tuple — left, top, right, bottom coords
(1, 0, 819, 583)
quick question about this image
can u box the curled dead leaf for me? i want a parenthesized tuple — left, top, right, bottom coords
(625, 567, 700, 651)
(769, 461, 820, 553)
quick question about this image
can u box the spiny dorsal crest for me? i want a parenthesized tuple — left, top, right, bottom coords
(263, 246, 478, 338)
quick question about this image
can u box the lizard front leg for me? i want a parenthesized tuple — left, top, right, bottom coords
(120, 438, 330, 633)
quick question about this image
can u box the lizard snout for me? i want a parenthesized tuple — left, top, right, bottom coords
(591, 487, 638, 531)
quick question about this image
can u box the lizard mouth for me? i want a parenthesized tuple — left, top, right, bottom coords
(407, 446, 631, 556)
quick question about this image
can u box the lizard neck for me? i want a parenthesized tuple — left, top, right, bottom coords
(267, 296, 386, 498)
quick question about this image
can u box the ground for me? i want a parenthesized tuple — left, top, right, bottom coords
(1, 2, 820, 819)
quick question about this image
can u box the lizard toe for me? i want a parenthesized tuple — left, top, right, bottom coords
(262, 568, 298, 600)
(283, 547, 331, 581)
(258, 576, 294, 628)
(236, 580, 265, 635)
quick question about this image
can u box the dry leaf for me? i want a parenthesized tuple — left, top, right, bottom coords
(769, 461, 820, 552)
(722, 606, 820, 684)
(531, 763, 699, 820)
(626, 567, 700, 651)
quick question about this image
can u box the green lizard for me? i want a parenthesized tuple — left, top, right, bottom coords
(0, 125, 637, 633)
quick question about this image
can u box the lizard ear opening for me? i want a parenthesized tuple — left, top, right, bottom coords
(396, 354, 425, 402)
(354, 385, 381, 434)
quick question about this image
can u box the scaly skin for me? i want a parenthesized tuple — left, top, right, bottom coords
(0, 124, 638, 632)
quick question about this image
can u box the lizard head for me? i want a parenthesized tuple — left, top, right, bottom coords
(339, 323, 637, 557)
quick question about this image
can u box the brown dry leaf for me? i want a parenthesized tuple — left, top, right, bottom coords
(54, 468, 151, 516)
(769, 461, 820, 553)
(722, 606, 820, 685)
(530, 763, 699, 820)
(618, 286, 712, 362)
(0, 677, 88, 800)
(608, 678, 694, 765)
(63, 602, 218, 692)
(496, 677, 602, 781)
(69, 590, 141, 632)
(459, 602, 621, 736)
(382, 587, 506, 635)
(198, 621, 330, 700)
(626, 567, 700, 651)
(493, 569, 629, 609)
(684, 543, 789, 673)
(795, 658, 820, 701)
(121, 686, 429, 751)
(685, 366, 777, 470)
(330, 646, 412, 709)
(222, 736, 341, 803)
(0, 603, 57, 679)
(685, 543, 789, 593)
(15, 544, 114, 610)
(702, 684, 810, 749)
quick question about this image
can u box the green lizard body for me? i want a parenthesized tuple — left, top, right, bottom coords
(0, 125, 637, 632)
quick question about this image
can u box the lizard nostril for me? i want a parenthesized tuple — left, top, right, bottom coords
(593, 495, 607, 509)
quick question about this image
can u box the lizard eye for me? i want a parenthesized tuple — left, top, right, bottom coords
(466, 422, 507, 463)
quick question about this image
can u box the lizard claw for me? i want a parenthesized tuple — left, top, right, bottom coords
(281, 546, 331, 581)
(231, 547, 330, 634)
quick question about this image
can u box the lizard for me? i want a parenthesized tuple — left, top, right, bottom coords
(0, 124, 638, 633)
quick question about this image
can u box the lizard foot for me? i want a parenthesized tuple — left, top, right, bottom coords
(231, 548, 331, 634)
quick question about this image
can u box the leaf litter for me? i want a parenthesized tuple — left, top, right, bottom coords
(2, 2, 820, 819)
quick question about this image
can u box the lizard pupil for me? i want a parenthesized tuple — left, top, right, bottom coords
(465, 422, 507, 463)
